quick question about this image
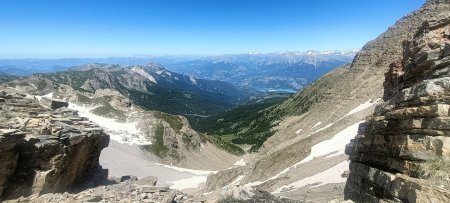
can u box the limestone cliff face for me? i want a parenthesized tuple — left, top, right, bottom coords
(346, 16, 450, 202)
(0, 87, 109, 200)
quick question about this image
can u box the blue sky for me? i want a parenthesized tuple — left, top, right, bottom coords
(0, 0, 424, 57)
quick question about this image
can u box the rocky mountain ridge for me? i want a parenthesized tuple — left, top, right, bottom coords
(7, 63, 252, 129)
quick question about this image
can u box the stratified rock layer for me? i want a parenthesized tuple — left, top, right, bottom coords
(346, 15, 450, 202)
(0, 87, 109, 200)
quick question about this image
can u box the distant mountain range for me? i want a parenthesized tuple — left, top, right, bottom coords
(0, 50, 355, 93)
(0, 57, 173, 76)
(163, 51, 357, 93)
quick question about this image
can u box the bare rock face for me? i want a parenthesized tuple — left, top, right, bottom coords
(345, 15, 450, 202)
(0, 87, 110, 200)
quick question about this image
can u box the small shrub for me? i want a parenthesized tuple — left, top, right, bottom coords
(154, 112, 183, 132)
(142, 123, 169, 158)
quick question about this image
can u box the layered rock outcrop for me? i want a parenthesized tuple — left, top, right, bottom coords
(0, 87, 109, 200)
(346, 16, 450, 202)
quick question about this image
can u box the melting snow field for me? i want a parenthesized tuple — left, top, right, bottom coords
(344, 98, 381, 117)
(68, 103, 152, 145)
(168, 176, 208, 190)
(298, 121, 363, 164)
(273, 160, 349, 193)
(155, 163, 216, 176)
(262, 121, 363, 186)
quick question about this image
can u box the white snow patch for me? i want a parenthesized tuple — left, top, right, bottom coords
(161, 164, 217, 190)
(273, 160, 349, 193)
(295, 129, 303, 134)
(131, 68, 157, 84)
(267, 121, 362, 182)
(298, 121, 363, 164)
(202, 191, 213, 195)
(230, 175, 245, 185)
(155, 70, 164, 75)
(68, 103, 152, 145)
(344, 99, 380, 117)
(43, 92, 53, 98)
(306, 122, 333, 137)
(309, 121, 322, 130)
(169, 176, 207, 190)
(36, 92, 53, 101)
(233, 159, 246, 167)
(189, 76, 197, 85)
(155, 163, 216, 176)
(244, 181, 263, 187)
(304, 98, 379, 138)
(30, 83, 37, 89)
(165, 72, 172, 76)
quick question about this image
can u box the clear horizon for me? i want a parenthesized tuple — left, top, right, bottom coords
(0, 0, 424, 57)
(0, 49, 359, 60)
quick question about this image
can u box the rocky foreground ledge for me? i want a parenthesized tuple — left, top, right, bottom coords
(0, 87, 191, 202)
(0, 87, 292, 202)
(0, 87, 110, 200)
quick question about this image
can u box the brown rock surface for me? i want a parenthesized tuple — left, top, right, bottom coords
(0, 87, 109, 200)
(345, 14, 450, 202)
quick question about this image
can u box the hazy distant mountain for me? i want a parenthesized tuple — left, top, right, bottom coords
(164, 51, 357, 93)
(0, 51, 355, 93)
(0, 55, 207, 76)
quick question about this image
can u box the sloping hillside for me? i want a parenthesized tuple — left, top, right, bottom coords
(203, 1, 450, 202)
